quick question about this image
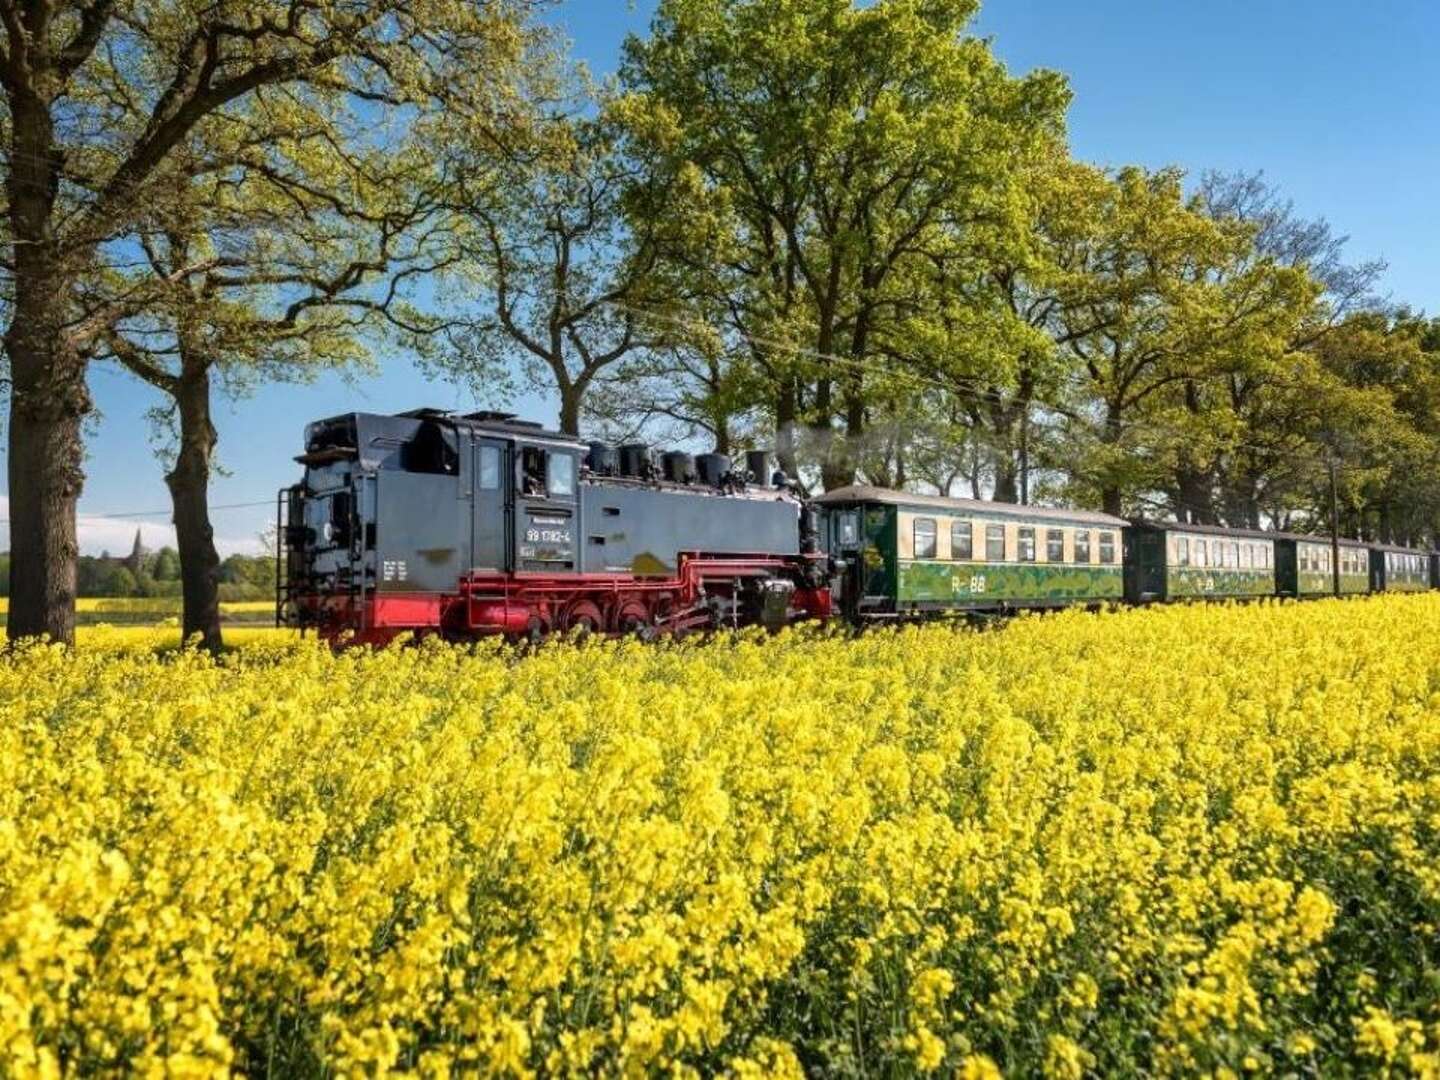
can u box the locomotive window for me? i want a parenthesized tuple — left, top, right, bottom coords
(477, 445, 501, 490)
(329, 491, 353, 547)
(1176, 536, 1189, 566)
(1075, 529, 1092, 563)
(521, 447, 546, 496)
(951, 520, 973, 560)
(548, 452, 576, 498)
(986, 524, 1006, 562)
(839, 513, 860, 548)
(1047, 529, 1065, 563)
(913, 518, 937, 559)
(1018, 527, 1036, 562)
(1099, 532, 1117, 564)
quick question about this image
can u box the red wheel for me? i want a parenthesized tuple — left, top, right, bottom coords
(561, 600, 604, 635)
(612, 600, 650, 634)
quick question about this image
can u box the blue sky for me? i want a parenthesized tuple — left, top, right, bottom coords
(4, 0, 1436, 555)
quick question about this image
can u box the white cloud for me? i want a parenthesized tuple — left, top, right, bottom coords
(0, 495, 262, 557)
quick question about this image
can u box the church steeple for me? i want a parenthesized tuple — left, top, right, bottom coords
(126, 528, 146, 574)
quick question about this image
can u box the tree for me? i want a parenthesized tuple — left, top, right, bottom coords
(1, 0, 544, 644)
(1046, 167, 1316, 516)
(619, 0, 1069, 488)
(152, 547, 181, 581)
(98, 123, 464, 650)
(436, 108, 676, 436)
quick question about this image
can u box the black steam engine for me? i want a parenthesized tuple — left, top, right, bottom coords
(279, 408, 832, 644)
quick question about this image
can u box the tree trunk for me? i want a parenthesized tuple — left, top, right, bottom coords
(822, 386, 864, 491)
(5, 87, 87, 644)
(775, 380, 800, 480)
(992, 461, 1019, 504)
(557, 383, 582, 437)
(1100, 403, 1124, 518)
(166, 360, 223, 652)
(6, 353, 87, 644)
(1174, 466, 1214, 524)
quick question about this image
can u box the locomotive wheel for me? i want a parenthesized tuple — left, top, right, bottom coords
(561, 600, 604, 636)
(613, 600, 650, 634)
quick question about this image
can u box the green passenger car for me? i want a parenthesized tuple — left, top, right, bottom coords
(816, 486, 1127, 616)
(1371, 544, 1432, 592)
(1124, 521, 1279, 602)
(1275, 536, 1370, 597)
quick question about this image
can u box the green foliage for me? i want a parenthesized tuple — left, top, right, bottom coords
(0, 549, 275, 599)
(618, 0, 1069, 484)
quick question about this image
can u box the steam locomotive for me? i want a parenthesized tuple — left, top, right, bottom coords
(278, 407, 1439, 644)
(279, 408, 832, 645)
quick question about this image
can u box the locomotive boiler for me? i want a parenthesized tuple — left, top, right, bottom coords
(279, 408, 832, 644)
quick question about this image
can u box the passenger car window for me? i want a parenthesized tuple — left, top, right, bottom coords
(1047, 528, 1065, 562)
(477, 445, 501, 490)
(986, 523, 1006, 562)
(1099, 532, 1116, 564)
(1075, 529, 1091, 563)
(913, 518, 937, 559)
(1176, 536, 1189, 566)
(1018, 527, 1036, 562)
(1195, 539, 1207, 567)
(547, 452, 576, 498)
(951, 520, 973, 560)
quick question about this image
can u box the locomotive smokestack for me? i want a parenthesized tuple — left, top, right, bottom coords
(746, 450, 771, 487)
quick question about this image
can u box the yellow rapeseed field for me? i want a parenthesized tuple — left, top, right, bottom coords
(0, 599, 276, 616)
(5, 596, 1440, 1076)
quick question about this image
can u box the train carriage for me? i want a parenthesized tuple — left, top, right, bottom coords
(1275, 535, 1370, 597)
(1124, 521, 1278, 603)
(1371, 543, 1431, 593)
(816, 486, 1127, 617)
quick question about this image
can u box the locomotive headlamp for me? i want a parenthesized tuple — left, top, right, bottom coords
(321, 522, 334, 543)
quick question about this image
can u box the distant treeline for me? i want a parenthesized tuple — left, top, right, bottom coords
(0, 550, 276, 601)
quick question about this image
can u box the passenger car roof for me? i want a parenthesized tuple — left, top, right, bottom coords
(1131, 518, 1377, 547)
(814, 485, 1129, 528)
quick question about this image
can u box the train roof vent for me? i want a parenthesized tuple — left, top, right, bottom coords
(461, 410, 545, 430)
(397, 407, 454, 420)
(460, 409, 516, 422)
